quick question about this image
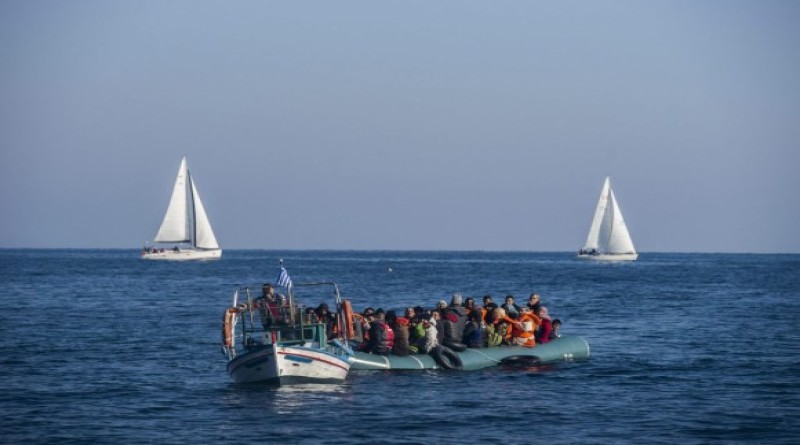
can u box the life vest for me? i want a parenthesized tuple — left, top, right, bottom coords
(367, 320, 393, 355)
(511, 313, 540, 347)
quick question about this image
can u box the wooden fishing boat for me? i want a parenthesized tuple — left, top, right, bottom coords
(221, 282, 351, 385)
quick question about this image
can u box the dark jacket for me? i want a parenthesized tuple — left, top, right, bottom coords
(367, 320, 394, 355)
(463, 320, 487, 348)
(391, 318, 410, 356)
(445, 306, 468, 342)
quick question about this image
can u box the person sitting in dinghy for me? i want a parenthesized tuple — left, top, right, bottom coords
(445, 293, 468, 344)
(527, 293, 542, 313)
(407, 314, 426, 353)
(418, 316, 439, 353)
(550, 319, 562, 340)
(463, 309, 487, 348)
(501, 295, 522, 319)
(511, 306, 541, 347)
(534, 306, 553, 344)
(364, 309, 394, 355)
(491, 307, 521, 346)
(387, 311, 410, 357)
(463, 297, 476, 315)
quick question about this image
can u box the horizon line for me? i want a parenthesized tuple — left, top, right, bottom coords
(0, 247, 796, 255)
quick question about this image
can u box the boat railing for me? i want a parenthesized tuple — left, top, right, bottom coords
(223, 281, 352, 360)
(223, 286, 340, 359)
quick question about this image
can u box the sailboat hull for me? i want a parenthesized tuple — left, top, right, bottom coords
(142, 248, 222, 261)
(576, 252, 638, 262)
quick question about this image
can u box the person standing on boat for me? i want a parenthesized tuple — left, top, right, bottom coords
(259, 283, 282, 327)
(314, 303, 336, 340)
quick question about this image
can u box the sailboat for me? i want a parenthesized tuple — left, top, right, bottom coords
(142, 156, 222, 261)
(577, 176, 638, 261)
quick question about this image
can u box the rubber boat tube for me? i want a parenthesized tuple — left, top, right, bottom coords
(348, 335, 589, 371)
(430, 345, 463, 370)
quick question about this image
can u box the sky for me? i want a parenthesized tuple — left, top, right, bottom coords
(1, 1, 798, 253)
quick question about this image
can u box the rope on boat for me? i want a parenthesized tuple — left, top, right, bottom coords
(468, 348, 503, 364)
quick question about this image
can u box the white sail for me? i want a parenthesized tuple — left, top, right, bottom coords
(154, 157, 190, 243)
(189, 175, 219, 249)
(583, 177, 610, 252)
(579, 177, 637, 261)
(605, 188, 636, 254)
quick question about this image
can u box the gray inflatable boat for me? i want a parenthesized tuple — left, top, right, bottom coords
(348, 334, 590, 371)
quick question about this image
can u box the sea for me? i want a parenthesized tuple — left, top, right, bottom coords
(1, 250, 798, 444)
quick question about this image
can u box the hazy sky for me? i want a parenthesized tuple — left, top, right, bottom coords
(1, 1, 798, 252)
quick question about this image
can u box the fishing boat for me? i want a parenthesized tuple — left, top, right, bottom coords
(577, 176, 638, 261)
(142, 156, 221, 261)
(222, 282, 352, 385)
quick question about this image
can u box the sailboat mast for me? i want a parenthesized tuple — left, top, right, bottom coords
(187, 169, 197, 248)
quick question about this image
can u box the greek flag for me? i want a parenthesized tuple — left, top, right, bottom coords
(277, 265, 293, 289)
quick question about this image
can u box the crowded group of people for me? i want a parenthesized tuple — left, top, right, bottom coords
(252, 283, 562, 357)
(349, 292, 562, 356)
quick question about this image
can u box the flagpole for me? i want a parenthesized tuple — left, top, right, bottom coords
(279, 259, 296, 324)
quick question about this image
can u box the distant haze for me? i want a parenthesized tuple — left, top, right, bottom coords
(1, 1, 798, 253)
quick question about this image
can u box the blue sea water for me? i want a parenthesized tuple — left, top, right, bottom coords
(1, 250, 798, 444)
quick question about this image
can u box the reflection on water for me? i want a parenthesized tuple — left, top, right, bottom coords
(219, 381, 353, 415)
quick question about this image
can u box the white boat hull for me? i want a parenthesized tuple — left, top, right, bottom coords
(142, 248, 222, 261)
(576, 252, 638, 261)
(227, 344, 350, 385)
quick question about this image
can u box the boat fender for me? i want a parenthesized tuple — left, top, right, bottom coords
(430, 345, 464, 370)
(442, 341, 467, 352)
(499, 355, 541, 366)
